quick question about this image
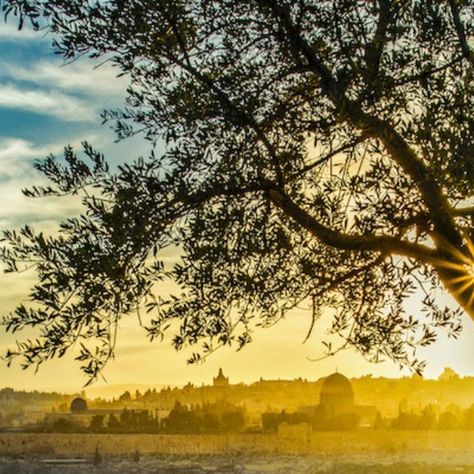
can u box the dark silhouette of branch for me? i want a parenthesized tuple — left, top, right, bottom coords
(258, 0, 462, 248)
(268, 188, 438, 262)
(448, 0, 474, 68)
(291, 136, 367, 181)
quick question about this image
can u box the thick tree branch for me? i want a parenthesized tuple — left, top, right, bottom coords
(364, 0, 391, 84)
(448, 0, 474, 68)
(452, 206, 474, 217)
(268, 188, 438, 263)
(359, 114, 461, 246)
(437, 266, 474, 322)
(258, 0, 462, 248)
(184, 182, 272, 207)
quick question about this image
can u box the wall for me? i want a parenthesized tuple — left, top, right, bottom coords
(0, 430, 473, 460)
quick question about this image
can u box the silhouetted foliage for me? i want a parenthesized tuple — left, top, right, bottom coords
(116, 408, 158, 433)
(0, 0, 473, 381)
(107, 413, 120, 431)
(119, 391, 132, 403)
(89, 414, 105, 432)
(392, 402, 474, 430)
(374, 411, 384, 430)
(51, 417, 83, 433)
(162, 400, 245, 433)
(262, 410, 309, 432)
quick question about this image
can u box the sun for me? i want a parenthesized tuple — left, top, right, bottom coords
(434, 233, 474, 314)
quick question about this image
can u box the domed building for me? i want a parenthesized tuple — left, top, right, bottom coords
(319, 372, 355, 416)
(70, 397, 88, 413)
(298, 371, 376, 428)
(45, 395, 150, 428)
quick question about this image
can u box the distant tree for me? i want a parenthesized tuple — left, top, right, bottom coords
(221, 410, 245, 432)
(89, 414, 105, 432)
(107, 413, 120, 431)
(93, 446, 102, 467)
(52, 417, 79, 433)
(438, 367, 461, 381)
(164, 401, 195, 433)
(260, 409, 310, 432)
(261, 412, 279, 433)
(201, 412, 220, 432)
(120, 408, 131, 427)
(119, 391, 132, 403)
(373, 411, 384, 430)
(438, 411, 459, 430)
(1, 1, 474, 381)
(392, 411, 421, 430)
(464, 404, 474, 430)
(419, 404, 438, 430)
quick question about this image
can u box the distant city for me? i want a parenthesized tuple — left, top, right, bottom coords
(1, 367, 473, 434)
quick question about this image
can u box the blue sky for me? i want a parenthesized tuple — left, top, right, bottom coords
(0, 21, 473, 393)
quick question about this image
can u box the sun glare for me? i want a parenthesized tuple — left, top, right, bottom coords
(434, 233, 474, 314)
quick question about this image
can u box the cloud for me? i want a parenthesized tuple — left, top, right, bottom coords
(0, 176, 84, 230)
(3, 60, 127, 98)
(0, 135, 104, 179)
(0, 138, 38, 179)
(0, 84, 96, 122)
(0, 135, 107, 229)
(0, 22, 47, 42)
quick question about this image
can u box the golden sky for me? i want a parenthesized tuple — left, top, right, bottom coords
(0, 260, 473, 393)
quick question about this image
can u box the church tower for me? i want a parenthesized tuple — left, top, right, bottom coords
(213, 368, 230, 387)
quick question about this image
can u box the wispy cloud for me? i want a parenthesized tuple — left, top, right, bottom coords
(0, 84, 96, 122)
(0, 138, 38, 179)
(0, 177, 83, 229)
(0, 135, 106, 229)
(0, 22, 47, 42)
(0, 134, 105, 177)
(3, 60, 127, 98)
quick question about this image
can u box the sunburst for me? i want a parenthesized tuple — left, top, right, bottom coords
(433, 233, 474, 315)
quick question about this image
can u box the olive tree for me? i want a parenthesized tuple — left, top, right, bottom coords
(1, 0, 473, 381)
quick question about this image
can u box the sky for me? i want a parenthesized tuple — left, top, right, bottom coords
(0, 22, 473, 394)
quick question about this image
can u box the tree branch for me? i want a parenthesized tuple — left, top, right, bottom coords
(258, 0, 462, 248)
(452, 206, 474, 217)
(268, 188, 438, 263)
(448, 0, 474, 68)
(184, 182, 272, 207)
(291, 135, 367, 181)
(304, 254, 385, 343)
(393, 55, 464, 88)
(364, 0, 391, 84)
(166, 17, 285, 188)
